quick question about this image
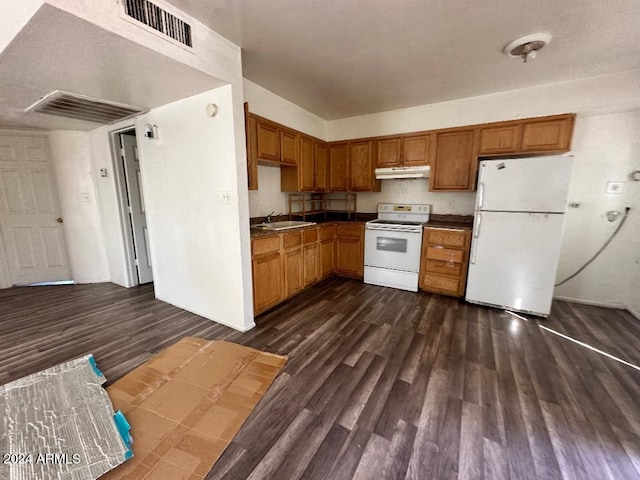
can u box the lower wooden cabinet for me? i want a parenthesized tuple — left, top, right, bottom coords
(252, 251, 284, 313)
(419, 227, 471, 297)
(303, 243, 320, 286)
(251, 222, 364, 315)
(283, 248, 303, 297)
(335, 223, 364, 278)
(319, 224, 335, 279)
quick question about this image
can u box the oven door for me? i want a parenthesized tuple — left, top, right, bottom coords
(364, 228, 423, 273)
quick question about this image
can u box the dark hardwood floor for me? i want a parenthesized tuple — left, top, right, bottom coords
(1, 278, 640, 479)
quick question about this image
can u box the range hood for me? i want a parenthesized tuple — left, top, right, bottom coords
(375, 165, 430, 179)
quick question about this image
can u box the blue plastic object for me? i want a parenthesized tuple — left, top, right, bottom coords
(113, 410, 134, 460)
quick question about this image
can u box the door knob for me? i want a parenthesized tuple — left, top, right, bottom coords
(56, 217, 63, 223)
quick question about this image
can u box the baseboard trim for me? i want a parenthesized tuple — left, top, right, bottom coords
(553, 296, 626, 310)
(155, 294, 255, 332)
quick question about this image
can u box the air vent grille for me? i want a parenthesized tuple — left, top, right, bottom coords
(26, 91, 145, 124)
(124, 0, 193, 47)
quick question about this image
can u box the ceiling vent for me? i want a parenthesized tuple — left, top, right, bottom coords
(26, 91, 146, 124)
(123, 0, 193, 48)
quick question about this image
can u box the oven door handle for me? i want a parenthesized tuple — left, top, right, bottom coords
(366, 226, 422, 234)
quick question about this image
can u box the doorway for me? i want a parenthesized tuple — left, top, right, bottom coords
(111, 128, 153, 285)
(0, 133, 72, 287)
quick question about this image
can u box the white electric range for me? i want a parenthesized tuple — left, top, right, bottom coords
(364, 203, 431, 292)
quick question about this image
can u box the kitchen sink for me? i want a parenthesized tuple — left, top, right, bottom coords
(254, 220, 317, 231)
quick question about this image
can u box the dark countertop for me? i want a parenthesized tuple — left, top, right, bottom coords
(250, 219, 366, 238)
(249, 213, 473, 237)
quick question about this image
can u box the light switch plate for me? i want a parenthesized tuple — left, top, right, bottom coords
(605, 181, 624, 194)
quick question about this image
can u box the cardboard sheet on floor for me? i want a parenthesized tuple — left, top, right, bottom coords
(0, 356, 132, 480)
(102, 338, 287, 480)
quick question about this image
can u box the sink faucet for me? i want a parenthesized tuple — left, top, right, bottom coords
(266, 211, 275, 223)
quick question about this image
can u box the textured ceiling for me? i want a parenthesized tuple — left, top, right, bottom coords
(0, 4, 224, 131)
(168, 0, 640, 119)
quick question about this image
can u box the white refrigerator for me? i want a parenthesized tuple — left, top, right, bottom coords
(465, 155, 573, 317)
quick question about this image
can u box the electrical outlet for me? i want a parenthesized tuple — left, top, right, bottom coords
(220, 190, 232, 205)
(447, 199, 454, 210)
(605, 181, 624, 194)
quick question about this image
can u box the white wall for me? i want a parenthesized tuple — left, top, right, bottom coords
(555, 112, 640, 311)
(355, 180, 476, 214)
(48, 131, 110, 283)
(244, 78, 328, 217)
(135, 86, 254, 331)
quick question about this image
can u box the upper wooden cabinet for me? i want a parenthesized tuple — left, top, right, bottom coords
(403, 133, 430, 166)
(299, 137, 315, 191)
(329, 143, 349, 191)
(314, 142, 328, 192)
(255, 120, 280, 163)
(430, 129, 478, 191)
(521, 116, 574, 152)
(478, 114, 575, 156)
(281, 137, 326, 192)
(280, 130, 299, 166)
(244, 103, 258, 190)
(349, 141, 380, 192)
(376, 137, 402, 167)
(478, 125, 521, 155)
(246, 104, 576, 193)
(375, 134, 430, 167)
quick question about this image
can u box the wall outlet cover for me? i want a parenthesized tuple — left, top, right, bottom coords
(605, 181, 624, 194)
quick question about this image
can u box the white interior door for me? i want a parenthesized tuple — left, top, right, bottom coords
(466, 211, 565, 316)
(477, 156, 573, 213)
(0, 135, 72, 286)
(120, 134, 153, 284)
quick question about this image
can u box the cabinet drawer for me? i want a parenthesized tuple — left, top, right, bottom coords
(283, 232, 302, 249)
(336, 223, 363, 238)
(426, 229, 466, 248)
(425, 260, 462, 277)
(422, 274, 461, 294)
(426, 246, 463, 263)
(252, 235, 281, 256)
(319, 224, 335, 241)
(303, 228, 318, 244)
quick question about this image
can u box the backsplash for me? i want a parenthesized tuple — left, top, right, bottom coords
(248, 165, 477, 217)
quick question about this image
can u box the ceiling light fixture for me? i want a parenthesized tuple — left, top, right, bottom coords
(504, 32, 552, 63)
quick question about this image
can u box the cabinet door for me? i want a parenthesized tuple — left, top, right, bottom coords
(402, 134, 430, 166)
(281, 131, 298, 165)
(430, 129, 477, 191)
(300, 137, 315, 191)
(329, 143, 349, 191)
(303, 243, 320, 286)
(283, 248, 303, 297)
(335, 230, 363, 278)
(478, 125, 520, 155)
(252, 252, 283, 313)
(521, 117, 573, 152)
(314, 143, 328, 192)
(349, 140, 377, 191)
(256, 120, 280, 162)
(376, 137, 402, 167)
(245, 108, 258, 190)
(320, 239, 334, 278)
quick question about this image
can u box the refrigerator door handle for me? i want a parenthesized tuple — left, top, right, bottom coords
(478, 182, 485, 209)
(471, 213, 481, 264)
